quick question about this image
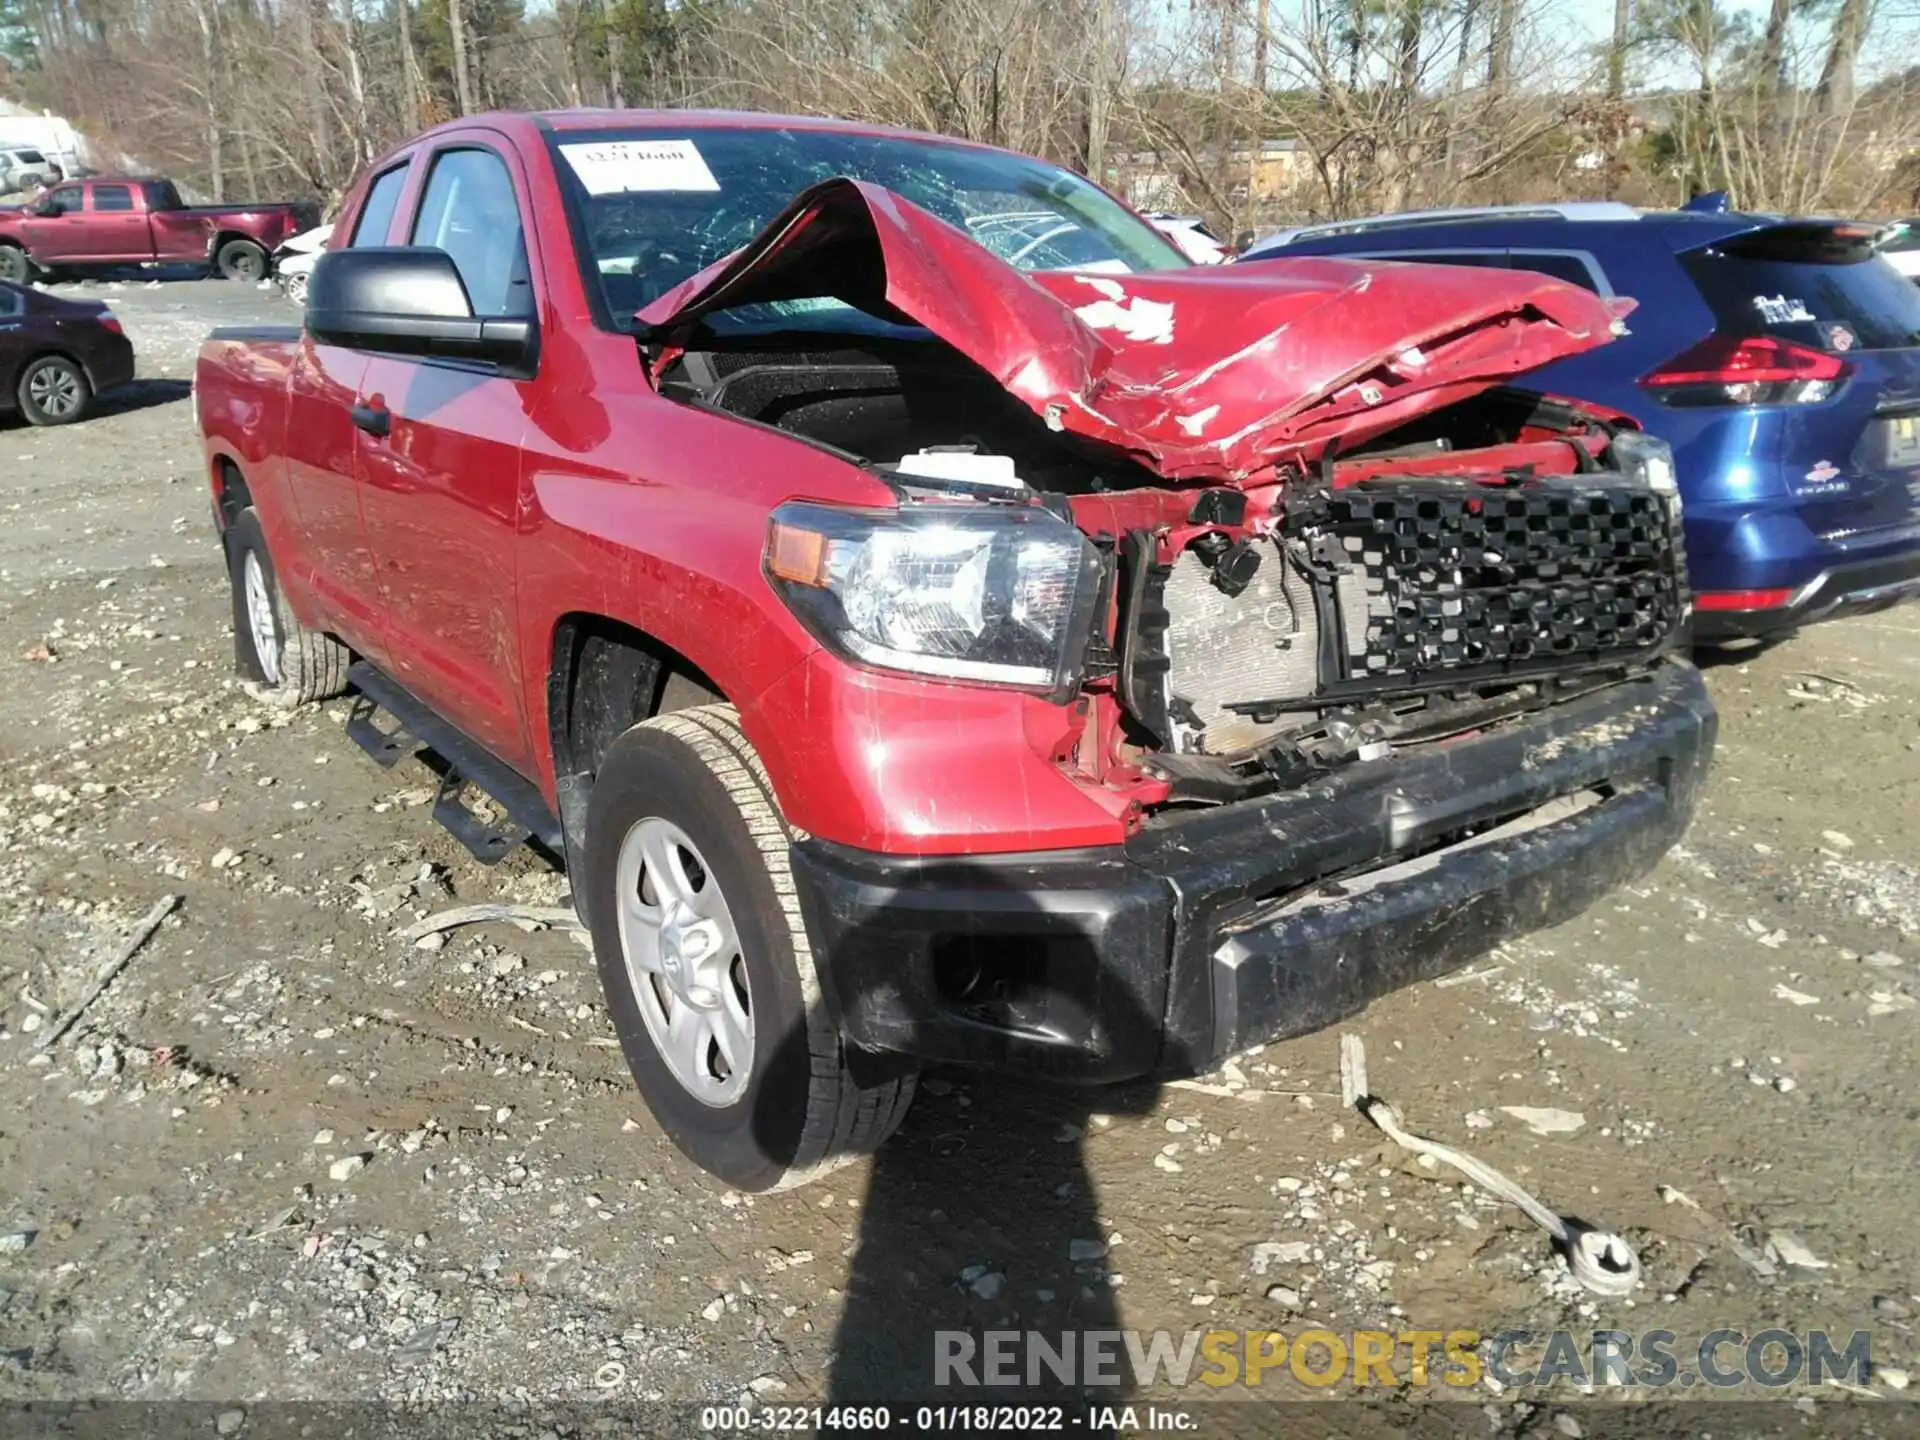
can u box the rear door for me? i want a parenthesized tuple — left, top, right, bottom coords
(1671, 223, 1920, 538)
(279, 160, 415, 662)
(83, 183, 150, 262)
(353, 136, 539, 771)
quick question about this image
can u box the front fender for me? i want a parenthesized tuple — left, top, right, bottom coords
(514, 378, 893, 824)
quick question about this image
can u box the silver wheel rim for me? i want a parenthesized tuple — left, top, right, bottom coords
(27, 363, 81, 419)
(288, 273, 307, 305)
(615, 817, 753, 1107)
(243, 550, 282, 685)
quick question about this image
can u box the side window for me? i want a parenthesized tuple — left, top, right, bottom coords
(1510, 252, 1604, 292)
(41, 186, 82, 216)
(1351, 248, 1506, 270)
(349, 165, 410, 248)
(1405, 250, 1506, 269)
(92, 185, 135, 213)
(409, 147, 531, 318)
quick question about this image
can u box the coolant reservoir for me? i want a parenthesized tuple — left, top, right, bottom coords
(893, 450, 1024, 491)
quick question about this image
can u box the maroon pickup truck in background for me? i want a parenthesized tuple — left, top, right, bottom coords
(0, 177, 319, 284)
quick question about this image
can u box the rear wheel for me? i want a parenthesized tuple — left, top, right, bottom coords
(0, 244, 29, 284)
(584, 704, 917, 1191)
(225, 507, 351, 703)
(16, 355, 91, 426)
(215, 238, 268, 283)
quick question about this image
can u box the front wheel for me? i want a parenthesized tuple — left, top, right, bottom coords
(584, 705, 917, 1191)
(215, 238, 268, 283)
(284, 270, 309, 306)
(16, 355, 91, 426)
(0, 244, 30, 285)
(224, 507, 351, 703)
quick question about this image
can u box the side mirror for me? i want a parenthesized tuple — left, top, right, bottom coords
(305, 247, 536, 375)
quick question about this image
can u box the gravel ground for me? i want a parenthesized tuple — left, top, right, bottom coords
(2, 278, 1918, 1427)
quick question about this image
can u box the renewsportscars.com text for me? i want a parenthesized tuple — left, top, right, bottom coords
(934, 1328, 1876, 1390)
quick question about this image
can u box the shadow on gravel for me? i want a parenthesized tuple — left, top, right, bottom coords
(0, 378, 191, 430)
(1690, 640, 1778, 671)
(749, 863, 1181, 1419)
(40, 262, 214, 285)
(88, 378, 193, 420)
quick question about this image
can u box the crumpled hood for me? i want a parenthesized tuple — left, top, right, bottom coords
(636, 178, 1631, 484)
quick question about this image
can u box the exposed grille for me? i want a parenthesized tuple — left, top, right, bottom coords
(1289, 479, 1686, 691)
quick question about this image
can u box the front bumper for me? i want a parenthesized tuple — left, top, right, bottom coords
(792, 660, 1715, 1083)
(1693, 545, 1920, 640)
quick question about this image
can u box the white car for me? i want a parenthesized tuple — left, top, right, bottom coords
(0, 148, 58, 195)
(1879, 219, 1920, 284)
(1145, 213, 1230, 265)
(273, 223, 333, 304)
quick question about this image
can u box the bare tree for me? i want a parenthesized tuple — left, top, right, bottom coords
(449, 0, 475, 114)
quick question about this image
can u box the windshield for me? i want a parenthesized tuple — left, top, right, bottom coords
(547, 125, 1186, 334)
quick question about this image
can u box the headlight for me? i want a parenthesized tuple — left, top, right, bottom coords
(1608, 430, 1678, 495)
(765, 500, 1104, 698)
(1608, 429, 1683, 529)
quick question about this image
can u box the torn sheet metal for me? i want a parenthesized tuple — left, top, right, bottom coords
(636, 178, 1633, 485)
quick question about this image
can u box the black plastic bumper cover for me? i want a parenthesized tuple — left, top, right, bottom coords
(791, 660, 1716, 1083)
(1695, 547, 1920, 640)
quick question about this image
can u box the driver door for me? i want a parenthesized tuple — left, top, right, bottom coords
(17, 184, 86, 263)
(353, 138, 539, 771)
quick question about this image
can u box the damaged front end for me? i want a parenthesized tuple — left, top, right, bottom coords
(638, 179, 1692, 822)
(1104, 421, 1689, 805)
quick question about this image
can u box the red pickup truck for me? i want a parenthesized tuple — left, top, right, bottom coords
(0, 177, 319, 284)
(194, 111, 1714, 1191)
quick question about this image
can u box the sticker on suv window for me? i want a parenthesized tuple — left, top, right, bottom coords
(559, 140, 720, 196)
(1753, 293, 1815, 325)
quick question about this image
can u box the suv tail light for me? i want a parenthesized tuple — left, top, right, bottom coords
(1695, 587, 1797, 612)
(1639, 334, 1850, 407)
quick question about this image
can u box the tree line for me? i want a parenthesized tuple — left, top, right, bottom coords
(1, 0, 1915, 233)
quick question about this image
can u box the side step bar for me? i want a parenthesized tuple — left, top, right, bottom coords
(345, 661, 565, 864)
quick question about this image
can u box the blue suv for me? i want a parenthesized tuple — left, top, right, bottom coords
(1244, 202, 1920, 642)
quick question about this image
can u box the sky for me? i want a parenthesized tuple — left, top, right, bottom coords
(1561, 0, 1770, 46)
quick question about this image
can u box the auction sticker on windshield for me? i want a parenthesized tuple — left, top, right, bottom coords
(560, 139, 721, 195)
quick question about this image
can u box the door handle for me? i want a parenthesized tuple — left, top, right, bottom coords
(351, 403, 391, 438)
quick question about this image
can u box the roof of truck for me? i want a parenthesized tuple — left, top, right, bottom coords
(533, 108, 971, 138)
(391, 108, 1022, 158)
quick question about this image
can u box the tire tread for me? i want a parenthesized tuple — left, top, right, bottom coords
(232, 506, 352, 704)
(638, 704, 916, 1190)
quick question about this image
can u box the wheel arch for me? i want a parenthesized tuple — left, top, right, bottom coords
(210, 453, 254, 534)
(545, 612, 731, 866)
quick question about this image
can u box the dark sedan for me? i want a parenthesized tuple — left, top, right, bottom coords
(0, 280, 135, 425)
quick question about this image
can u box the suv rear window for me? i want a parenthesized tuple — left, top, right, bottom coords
(1681, 224, 1920, 351)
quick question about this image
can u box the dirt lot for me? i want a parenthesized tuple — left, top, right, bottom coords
(2, 277, 1918, 1426)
